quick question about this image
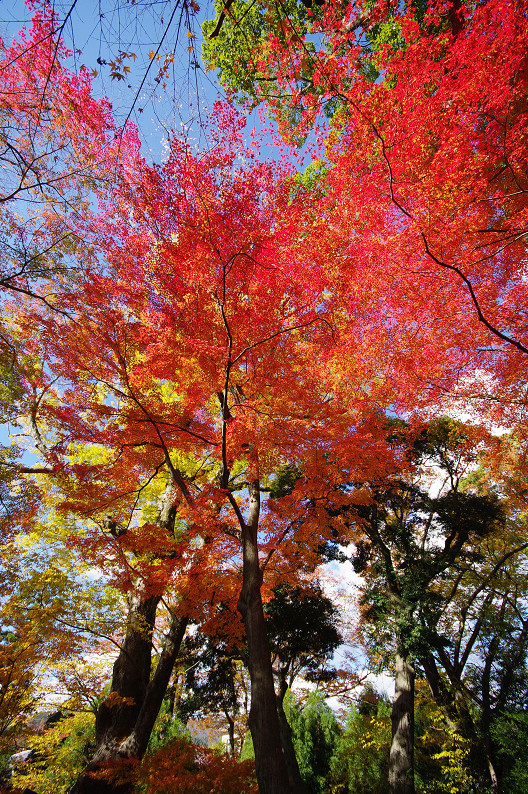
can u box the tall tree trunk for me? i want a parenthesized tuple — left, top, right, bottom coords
(70, 592, 159, 794)
(225, 710, 235, 756)
(118, 613, 188, 758)
(237, 482, 290, 794)
(69, 606, 187, 794)
(389, 645, 415, 794)
(481, 636, 501, 794)
(276, 674, 307, 794)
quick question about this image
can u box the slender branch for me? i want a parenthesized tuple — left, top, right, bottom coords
(13, 466, 55, 474)
(370, 122, 414, 220)
(460, 542, 528, 616)
(458, 592, 495, 673)
(121, 1, 182, 131)
(37, 1, 79, 122)
(262, 524, 293, 572)
(232, 316, 333, 365)
(209, 0, 236, 38)
(0, 281, 74, 319)
(421, 233, 528, 355)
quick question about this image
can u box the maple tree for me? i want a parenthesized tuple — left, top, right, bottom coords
(0, 6, 121, 556)
(205, 0, 528, 432)
(11, 102, 370, 792)
(10, 711, 96, 794)
(319, 0, 528, 432)
(0, 5, 118, 301)
(11, 716, 258, 794)
(136, 735, 258, 793)
(3, 2, 528, 792)
(0, 10, 187, 791)
(9, 75, 427, 788)
(206, 15, 528, 786)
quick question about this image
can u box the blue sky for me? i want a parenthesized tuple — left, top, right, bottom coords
(1, 0, 231, 160)
(1, 0, 324, 172)
(1, 0, 292, 164)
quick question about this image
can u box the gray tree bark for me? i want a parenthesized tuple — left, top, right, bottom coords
(69, 607, 187, 794)
(237, 481, 291, 794)
(276, 674, 307, 794)
(389, 646, 415, 794)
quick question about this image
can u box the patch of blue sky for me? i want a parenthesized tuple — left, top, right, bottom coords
(1, 1, 320, 169)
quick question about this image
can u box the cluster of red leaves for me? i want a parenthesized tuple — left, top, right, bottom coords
(88, 738, 257, 793)
(258, 0, 528, 430)
(138, 738, 257, 793)
(0, 2, 119, 270)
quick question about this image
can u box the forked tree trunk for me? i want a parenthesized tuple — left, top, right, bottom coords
(96, 595, 159, 747)
(118, 613, 188, 758)
(70, 478, 188, 793)
(70, 604, 187, 794)
(389, 646, 415, 794)
(237, 482, 290, 794)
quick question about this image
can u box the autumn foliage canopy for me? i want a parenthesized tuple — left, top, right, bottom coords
(1, 0, 528, 792)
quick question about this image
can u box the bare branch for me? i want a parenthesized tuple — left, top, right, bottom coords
(422, 233, 528, 355)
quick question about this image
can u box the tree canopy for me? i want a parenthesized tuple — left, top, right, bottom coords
(1, 1, 528, 793)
